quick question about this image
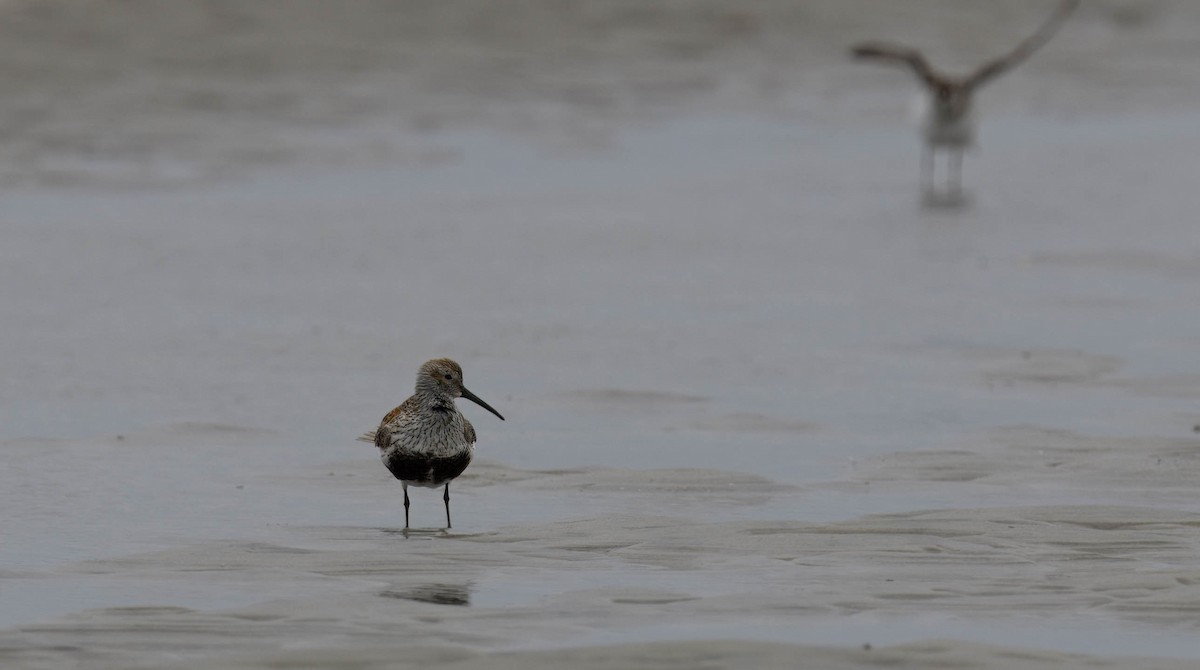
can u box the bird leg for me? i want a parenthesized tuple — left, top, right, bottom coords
(443, 483, 452, 529)
(921, 143, 935, 198)
(403, 485, 411, 529)
(948, 148, 963, 197)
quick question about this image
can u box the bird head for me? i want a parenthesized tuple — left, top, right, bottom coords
(417, 358, 505, 420)
(930, 82, 972, 120)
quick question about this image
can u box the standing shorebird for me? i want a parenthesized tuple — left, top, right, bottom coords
(851, 0, 1079, 201)
(359, 358, 504, 530)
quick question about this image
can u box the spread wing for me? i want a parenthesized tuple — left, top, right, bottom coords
(850, 41, 939, 87)
(965, 0, 1079, 89)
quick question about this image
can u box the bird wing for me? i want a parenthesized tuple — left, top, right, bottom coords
(360, 397, 418, 447)
(463, 416, 477, 446)
(850, 41, 939, 87)
(965, 0, 1079, 89)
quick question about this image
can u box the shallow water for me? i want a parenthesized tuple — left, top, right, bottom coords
(4, 1, 1200, 667)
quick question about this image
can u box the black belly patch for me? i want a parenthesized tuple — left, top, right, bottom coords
(384, 451, 472, 485)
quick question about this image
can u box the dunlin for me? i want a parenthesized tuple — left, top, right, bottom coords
(851, 0, 1079, 200)
(359, 358, 504, 529)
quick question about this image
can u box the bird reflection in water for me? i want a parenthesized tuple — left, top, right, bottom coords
(380, 583, 471, 607)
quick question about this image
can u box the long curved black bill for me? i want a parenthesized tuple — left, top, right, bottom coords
(461, 387, 505, 421)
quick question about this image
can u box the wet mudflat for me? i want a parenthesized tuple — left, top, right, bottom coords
(4, 1, 1200, 668)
